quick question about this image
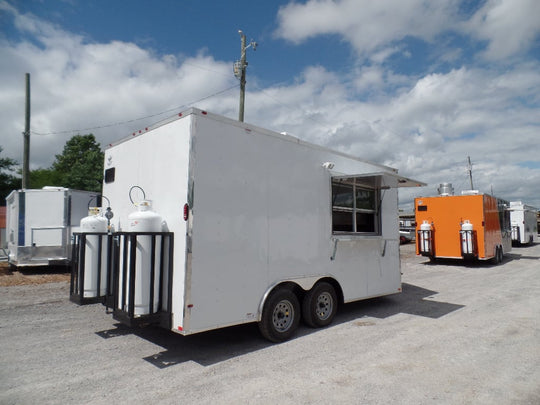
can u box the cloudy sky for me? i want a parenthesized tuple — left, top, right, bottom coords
(1, 0, 539, 208)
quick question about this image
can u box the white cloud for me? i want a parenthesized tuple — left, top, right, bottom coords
(246, 62, 540, 206)
(276, 0, 540, 64)
(466, 0, 540, 60)
(1, 2, 539, 209)
(0, 6, 237, 169)
(275, 0, 460, 56)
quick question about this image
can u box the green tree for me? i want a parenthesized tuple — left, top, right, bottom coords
(29, 168, 62, 189)
(52, 134, 104, 192)
(0, 147, 21, 205)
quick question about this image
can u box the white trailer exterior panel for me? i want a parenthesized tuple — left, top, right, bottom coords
(509, 201, 538, 245)
(103, 108, 423, 338)
(6, 188, 98, 266)
(103, 115, 191, 327)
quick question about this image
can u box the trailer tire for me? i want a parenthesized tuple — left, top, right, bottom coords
(302, 282, 338, 328)
(258, 287, 300, 343)
(491, 246, 503, 265)
(491, 246, 499, 264)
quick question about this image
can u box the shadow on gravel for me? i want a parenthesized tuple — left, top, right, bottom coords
(419, 256, 513, 268)
(95, 283, 464, 369)
(97, 321, 268, 368)
(505, 253, 540, 261)
(336, 283, 464, 322)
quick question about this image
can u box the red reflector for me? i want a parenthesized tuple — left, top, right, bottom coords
(178, 113, 182, 117)
(201, 111, 207, 115)
(183, 203, 189, 221)
(145, 127, 148, 131)
(178, 326, 183, 331)
(187, 304, 194, 308)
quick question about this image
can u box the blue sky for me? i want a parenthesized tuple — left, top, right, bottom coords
(1, 0, 539, 208)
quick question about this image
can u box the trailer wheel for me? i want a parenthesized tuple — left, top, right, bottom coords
(491, 246, 500, 264)
(302, 282, 338, 328)
(258, 287, 300, 342)
(491, 246, 503, 265)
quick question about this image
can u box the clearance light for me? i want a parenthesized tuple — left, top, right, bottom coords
(183, 203, 189, 221)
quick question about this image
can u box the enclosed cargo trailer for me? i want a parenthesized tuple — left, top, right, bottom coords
(509, 201, 538, 245)
(6, 187, 98, 267)
(415, 186, 511, 263)
(77, 108, 424, 342)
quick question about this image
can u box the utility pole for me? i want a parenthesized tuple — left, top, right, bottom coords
(234, 30, 257, 122)
(467, 156, 474, 190)
(22, 73, 31, 189)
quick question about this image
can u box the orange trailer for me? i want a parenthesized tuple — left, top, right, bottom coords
(415, 191, 511, 263)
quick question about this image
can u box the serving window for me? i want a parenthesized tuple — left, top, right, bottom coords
(332, 179, 379, 234)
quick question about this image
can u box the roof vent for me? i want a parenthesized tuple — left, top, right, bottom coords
(461, 190, 479, 195)
(437, 183, 454, 196)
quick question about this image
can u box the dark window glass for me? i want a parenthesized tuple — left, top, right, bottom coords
(104, 168, 115, 183)
(356, 188, 375, 210)
(356, 212, 375, 232)
(332, 183, 353, 208)
(332, 211, 354, 232)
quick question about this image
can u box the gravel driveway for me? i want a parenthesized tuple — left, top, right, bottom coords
(1, 243, 539, 404)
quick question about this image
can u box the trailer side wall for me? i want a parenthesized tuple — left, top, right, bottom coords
(184, 112, 400, 333)
(103, 117, 191, 329)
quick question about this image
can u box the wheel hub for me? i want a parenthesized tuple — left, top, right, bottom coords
(272, 300, 294, 332)
(316, 292, 333, 320)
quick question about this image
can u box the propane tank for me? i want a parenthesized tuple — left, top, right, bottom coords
(80, 207, 108, 298)
(125, 200, 163, 315)
(128, 201, 162, 232)
(81, 207, 108, 232)
(419, 220, 433, 254)
(461, 220, 474, 255)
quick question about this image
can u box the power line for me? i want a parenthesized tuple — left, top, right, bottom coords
(30, 84, 239, 136)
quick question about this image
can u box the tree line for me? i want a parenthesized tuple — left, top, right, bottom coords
(0, 134, 103, 205)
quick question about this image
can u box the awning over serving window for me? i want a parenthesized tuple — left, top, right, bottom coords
(331, 172, 426, 188)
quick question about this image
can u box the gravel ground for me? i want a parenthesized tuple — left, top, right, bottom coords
(0, 243, 539, 405)
(0, 262, 71, 286)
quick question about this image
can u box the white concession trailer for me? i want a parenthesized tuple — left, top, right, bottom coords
(6, 187, 98, 267)
(77, 108, 424, 342)
(509, 201, 538, 245)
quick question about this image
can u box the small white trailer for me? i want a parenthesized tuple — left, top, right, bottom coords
(509, 201, 538, 245)
(83, 108, 423, 342)
(6, 187, 98, 267)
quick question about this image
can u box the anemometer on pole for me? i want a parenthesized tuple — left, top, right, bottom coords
(234, 30, 257, 122)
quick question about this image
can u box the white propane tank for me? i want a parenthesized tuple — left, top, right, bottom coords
(80, 208, 108, 298)
(128, 201, 162, 232)
(419, 220, 432, 254)
(461, 220, 474, 255)
(125, 201, 163, 315)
